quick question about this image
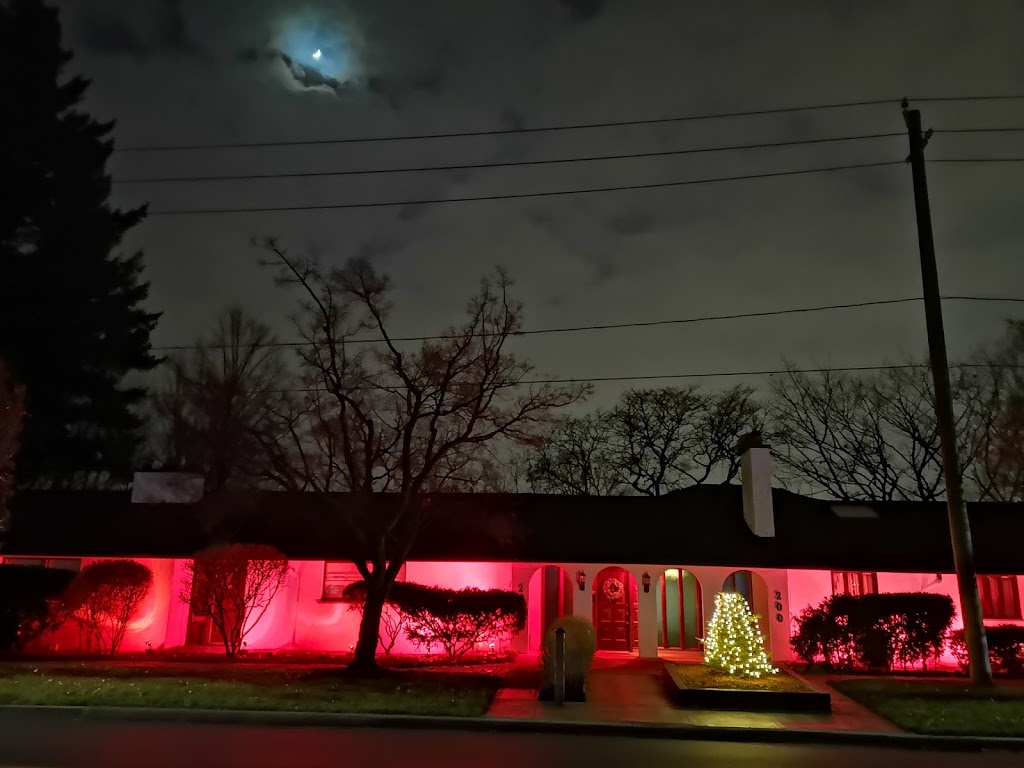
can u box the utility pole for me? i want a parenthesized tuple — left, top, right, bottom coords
(903, 101, 993, 686)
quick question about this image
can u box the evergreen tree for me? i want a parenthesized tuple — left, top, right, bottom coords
(0, 0, 160, 486)
(702, 592, 777, 678)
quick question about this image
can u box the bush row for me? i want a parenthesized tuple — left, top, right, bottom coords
(342, 580, 527, 659)
(949, 625, 1024, 676)
(792, 592, 956, 671)
(792, 592, 1024, 676)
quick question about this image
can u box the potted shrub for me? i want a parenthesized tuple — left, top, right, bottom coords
(539, 615, 597, 702)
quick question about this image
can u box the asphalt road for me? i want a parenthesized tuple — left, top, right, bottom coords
(0, 713, 1019, 768)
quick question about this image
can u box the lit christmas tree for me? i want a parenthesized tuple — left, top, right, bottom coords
(702, 592, 778, 678)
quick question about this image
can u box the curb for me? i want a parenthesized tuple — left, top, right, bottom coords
(1, 705, 1023, 752)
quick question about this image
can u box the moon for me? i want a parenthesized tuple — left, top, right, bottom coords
(271, 13, 362, 94)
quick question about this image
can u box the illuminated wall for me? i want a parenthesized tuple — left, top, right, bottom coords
(17, 551, 1023, 662)
(21, 557, 181, 653)
(286, 560, 523, 654)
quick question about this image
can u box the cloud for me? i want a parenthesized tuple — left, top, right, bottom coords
(51, 0, 1024, 411)
(69, 0, 192, 55)
(559, 0, 607, 23)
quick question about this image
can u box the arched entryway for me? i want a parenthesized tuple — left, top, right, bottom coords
(593, 567, 638, 652)
(722, 570, 772, 654)
(527, 566, 574, 651)
(657, 569, 703, 650)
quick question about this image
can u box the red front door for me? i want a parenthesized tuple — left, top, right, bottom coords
(594, 568, 632, 651)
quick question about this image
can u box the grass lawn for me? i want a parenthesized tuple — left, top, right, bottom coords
(833, 679, 1024, 737)
(666, 663, 811, 693)
(0, 662, 502, 717)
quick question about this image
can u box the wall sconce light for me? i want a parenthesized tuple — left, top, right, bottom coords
(576, 569, 587, 592)
(642, 572, 652, 593)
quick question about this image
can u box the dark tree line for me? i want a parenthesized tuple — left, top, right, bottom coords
(518, 323, 1024, 503)
(523, 385, 764, 496)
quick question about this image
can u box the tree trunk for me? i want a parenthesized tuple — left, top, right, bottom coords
(348, 582, 386, 676)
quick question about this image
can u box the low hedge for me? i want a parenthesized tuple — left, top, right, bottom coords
(342, 580, 526, 660)
(949, 625, 1024, 677)
(792, 592, 955, 671)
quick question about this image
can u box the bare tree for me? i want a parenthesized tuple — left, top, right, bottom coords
(977, 397, 1024, 501)
(258, 239, 587, 674)
(607, 386, 764, 494)
(525, 413, 622, 495)
(698, 385, 768, 483)
(0, 362, 25, 536)
(767, 363, 1003, 501)
(972, 321, 1024, 501)
(607, 387, 705, 495)
(154, 308, 295, 491)
(180, 544, 291, 657)
(523, 386, 764, 496)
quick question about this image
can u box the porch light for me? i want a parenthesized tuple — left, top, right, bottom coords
(576, 569, 587, 592)
(642, 572, 652, 593)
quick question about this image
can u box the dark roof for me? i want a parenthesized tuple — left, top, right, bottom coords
(4, 486, 1023, 574)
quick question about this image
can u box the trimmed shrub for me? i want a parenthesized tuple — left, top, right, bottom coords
(790, 602, 857, 669)
(950, 626, 1024, 677)
(342, 580, 527, 660)
(792, 592, 955, 671)
(180, 544, 290, 657)
(541, 615, 597, 701)
(65, 560, 153, 655)
(398, 583, 526, 660)
(0, 565, 76, 651)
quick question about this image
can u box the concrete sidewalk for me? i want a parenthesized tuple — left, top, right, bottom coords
(488, 654, 897, 733)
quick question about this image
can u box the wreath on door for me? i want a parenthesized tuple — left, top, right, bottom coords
(602, 577, 625, 602)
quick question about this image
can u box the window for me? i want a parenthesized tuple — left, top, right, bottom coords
(831, 571, 878, 597)
(1, 557, 81, 572)
(322, 562, 406, 601)
(978, 576, 1022, 620)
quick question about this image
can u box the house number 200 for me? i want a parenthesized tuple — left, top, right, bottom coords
(773, 590, 784, 623)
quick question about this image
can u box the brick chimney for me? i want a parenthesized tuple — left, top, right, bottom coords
(736, 430, 774, 537)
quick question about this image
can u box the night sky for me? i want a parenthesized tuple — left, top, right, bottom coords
(56, 0, 1024, 408)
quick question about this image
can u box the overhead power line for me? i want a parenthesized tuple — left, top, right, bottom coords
(146, 362, 1010, 397)
(147, 160, 902, 216)
(116, 94, 1024, 153)
(114, 132, 905, 184)
(931, 157, 1024, 164)
(935, 127, 1024, 134)
(150, 295, 1024, 353)
(153, 297, 922, 351)
(471, 362, 1007, 388)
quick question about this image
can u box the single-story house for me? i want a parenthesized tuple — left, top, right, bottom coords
(2, 440, 1022, 661)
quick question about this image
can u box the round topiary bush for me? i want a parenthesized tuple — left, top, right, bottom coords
(540, 615, 597, 701)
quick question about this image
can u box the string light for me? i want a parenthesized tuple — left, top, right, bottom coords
(701, 592, 778, 679)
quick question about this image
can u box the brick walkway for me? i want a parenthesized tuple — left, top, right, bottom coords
(488, 654, 898, 733)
